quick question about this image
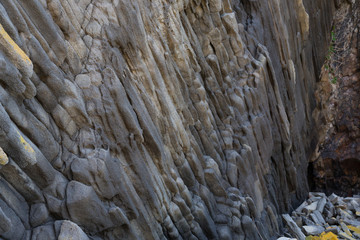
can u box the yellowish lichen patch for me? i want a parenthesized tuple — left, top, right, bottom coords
(319, 232, 338, 240)
(17, 130, 35, 154)
(0, 23, 33, 77)
(0, 147, 8, 165)
(306, 235, 321, 240)
(307, 232, 339, 240)
(348, 225, 360, 235)
(0, 24, 31, 64)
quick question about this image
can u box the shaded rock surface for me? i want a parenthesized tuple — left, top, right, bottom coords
(0, 0, 339, 239)
(311, 1, 360, 197)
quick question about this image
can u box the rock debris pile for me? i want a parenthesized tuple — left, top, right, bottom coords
(279, 193, 360, 240)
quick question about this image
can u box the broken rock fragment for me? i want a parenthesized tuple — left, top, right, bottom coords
(280, 193, 360, 240)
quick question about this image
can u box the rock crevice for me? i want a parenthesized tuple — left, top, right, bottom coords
(311, 1, 360, 197)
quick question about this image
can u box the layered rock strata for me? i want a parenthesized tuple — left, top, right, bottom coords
(0, 0, 338, 239)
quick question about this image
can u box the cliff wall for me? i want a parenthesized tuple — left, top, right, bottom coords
(0, 0, 338, 239)
(311, 1, 360, 197)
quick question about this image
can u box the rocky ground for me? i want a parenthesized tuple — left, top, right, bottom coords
(279, 192, 360, 240)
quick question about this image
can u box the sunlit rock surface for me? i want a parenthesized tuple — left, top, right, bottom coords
(0, 0, 338, 239)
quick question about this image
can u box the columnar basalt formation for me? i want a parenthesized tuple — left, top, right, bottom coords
(0, 0, 338, 239)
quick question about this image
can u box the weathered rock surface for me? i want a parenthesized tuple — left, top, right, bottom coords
(279, 192, 360, 240)
(0, 0, 339, 239)
(311, 1, 360, 197)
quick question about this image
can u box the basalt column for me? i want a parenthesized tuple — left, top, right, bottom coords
(0, 0, 339, 239)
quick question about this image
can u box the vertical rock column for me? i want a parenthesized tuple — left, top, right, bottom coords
(0, 0, 339, 239)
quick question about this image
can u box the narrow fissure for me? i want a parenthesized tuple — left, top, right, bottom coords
(280, 2, 360, 239)
(310, 0, 360, 197)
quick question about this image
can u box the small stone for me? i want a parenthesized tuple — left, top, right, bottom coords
(310, 192, 326, 198)
(282, 214, 306, 240)
(316, 197, 327, 213)
(329, 193, 340, 204)
(310, 210, 326, 225)
(355, 210, 360, 217)
(338, 231, 356, 240)
(293, 216, 303, 227)
(339, 208, 353, 219)
(325, 225, 340, 234)
(295, 201, 308, 213)
(304, 201, 318, 214)
(340, 222, 353, 237)
(343, 219, 360, 227)
(302, 216, 316, 226)
(327, 217, 338, 225)
(302, 225, 325, 235)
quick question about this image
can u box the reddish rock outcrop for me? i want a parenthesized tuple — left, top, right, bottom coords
(311, 1, 360, 196)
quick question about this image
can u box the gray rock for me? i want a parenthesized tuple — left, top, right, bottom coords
(282, 214, 305, 240)
(302, 225, 325, 235)
(280, 193, 360, 239)
(108, 207, 129, 226)
(31, 224, 55, 240)
(66, 181, 113, 232)
(0, 198, 25, 239)
(304, 201, 318, 214)
(310, 210, 326, 225)
(30, 203, 49, 227)
(0, 207, 11, 234)
(295, 201, 308, 213)
(241, 215, 261, 240)
(193, 199, 218, 239)
(0, 0, 343, 239)
(58, 220, 90, 240)
(317, 197, 327, 213)
(217, 226, 232, 240)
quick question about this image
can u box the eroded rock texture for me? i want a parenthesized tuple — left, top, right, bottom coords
(311, 1, 360, 197)
(0, 0, 338, 239)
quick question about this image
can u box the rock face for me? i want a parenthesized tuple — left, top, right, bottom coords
(311, 1, 360, 197)
(0, 0, 338, 239)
